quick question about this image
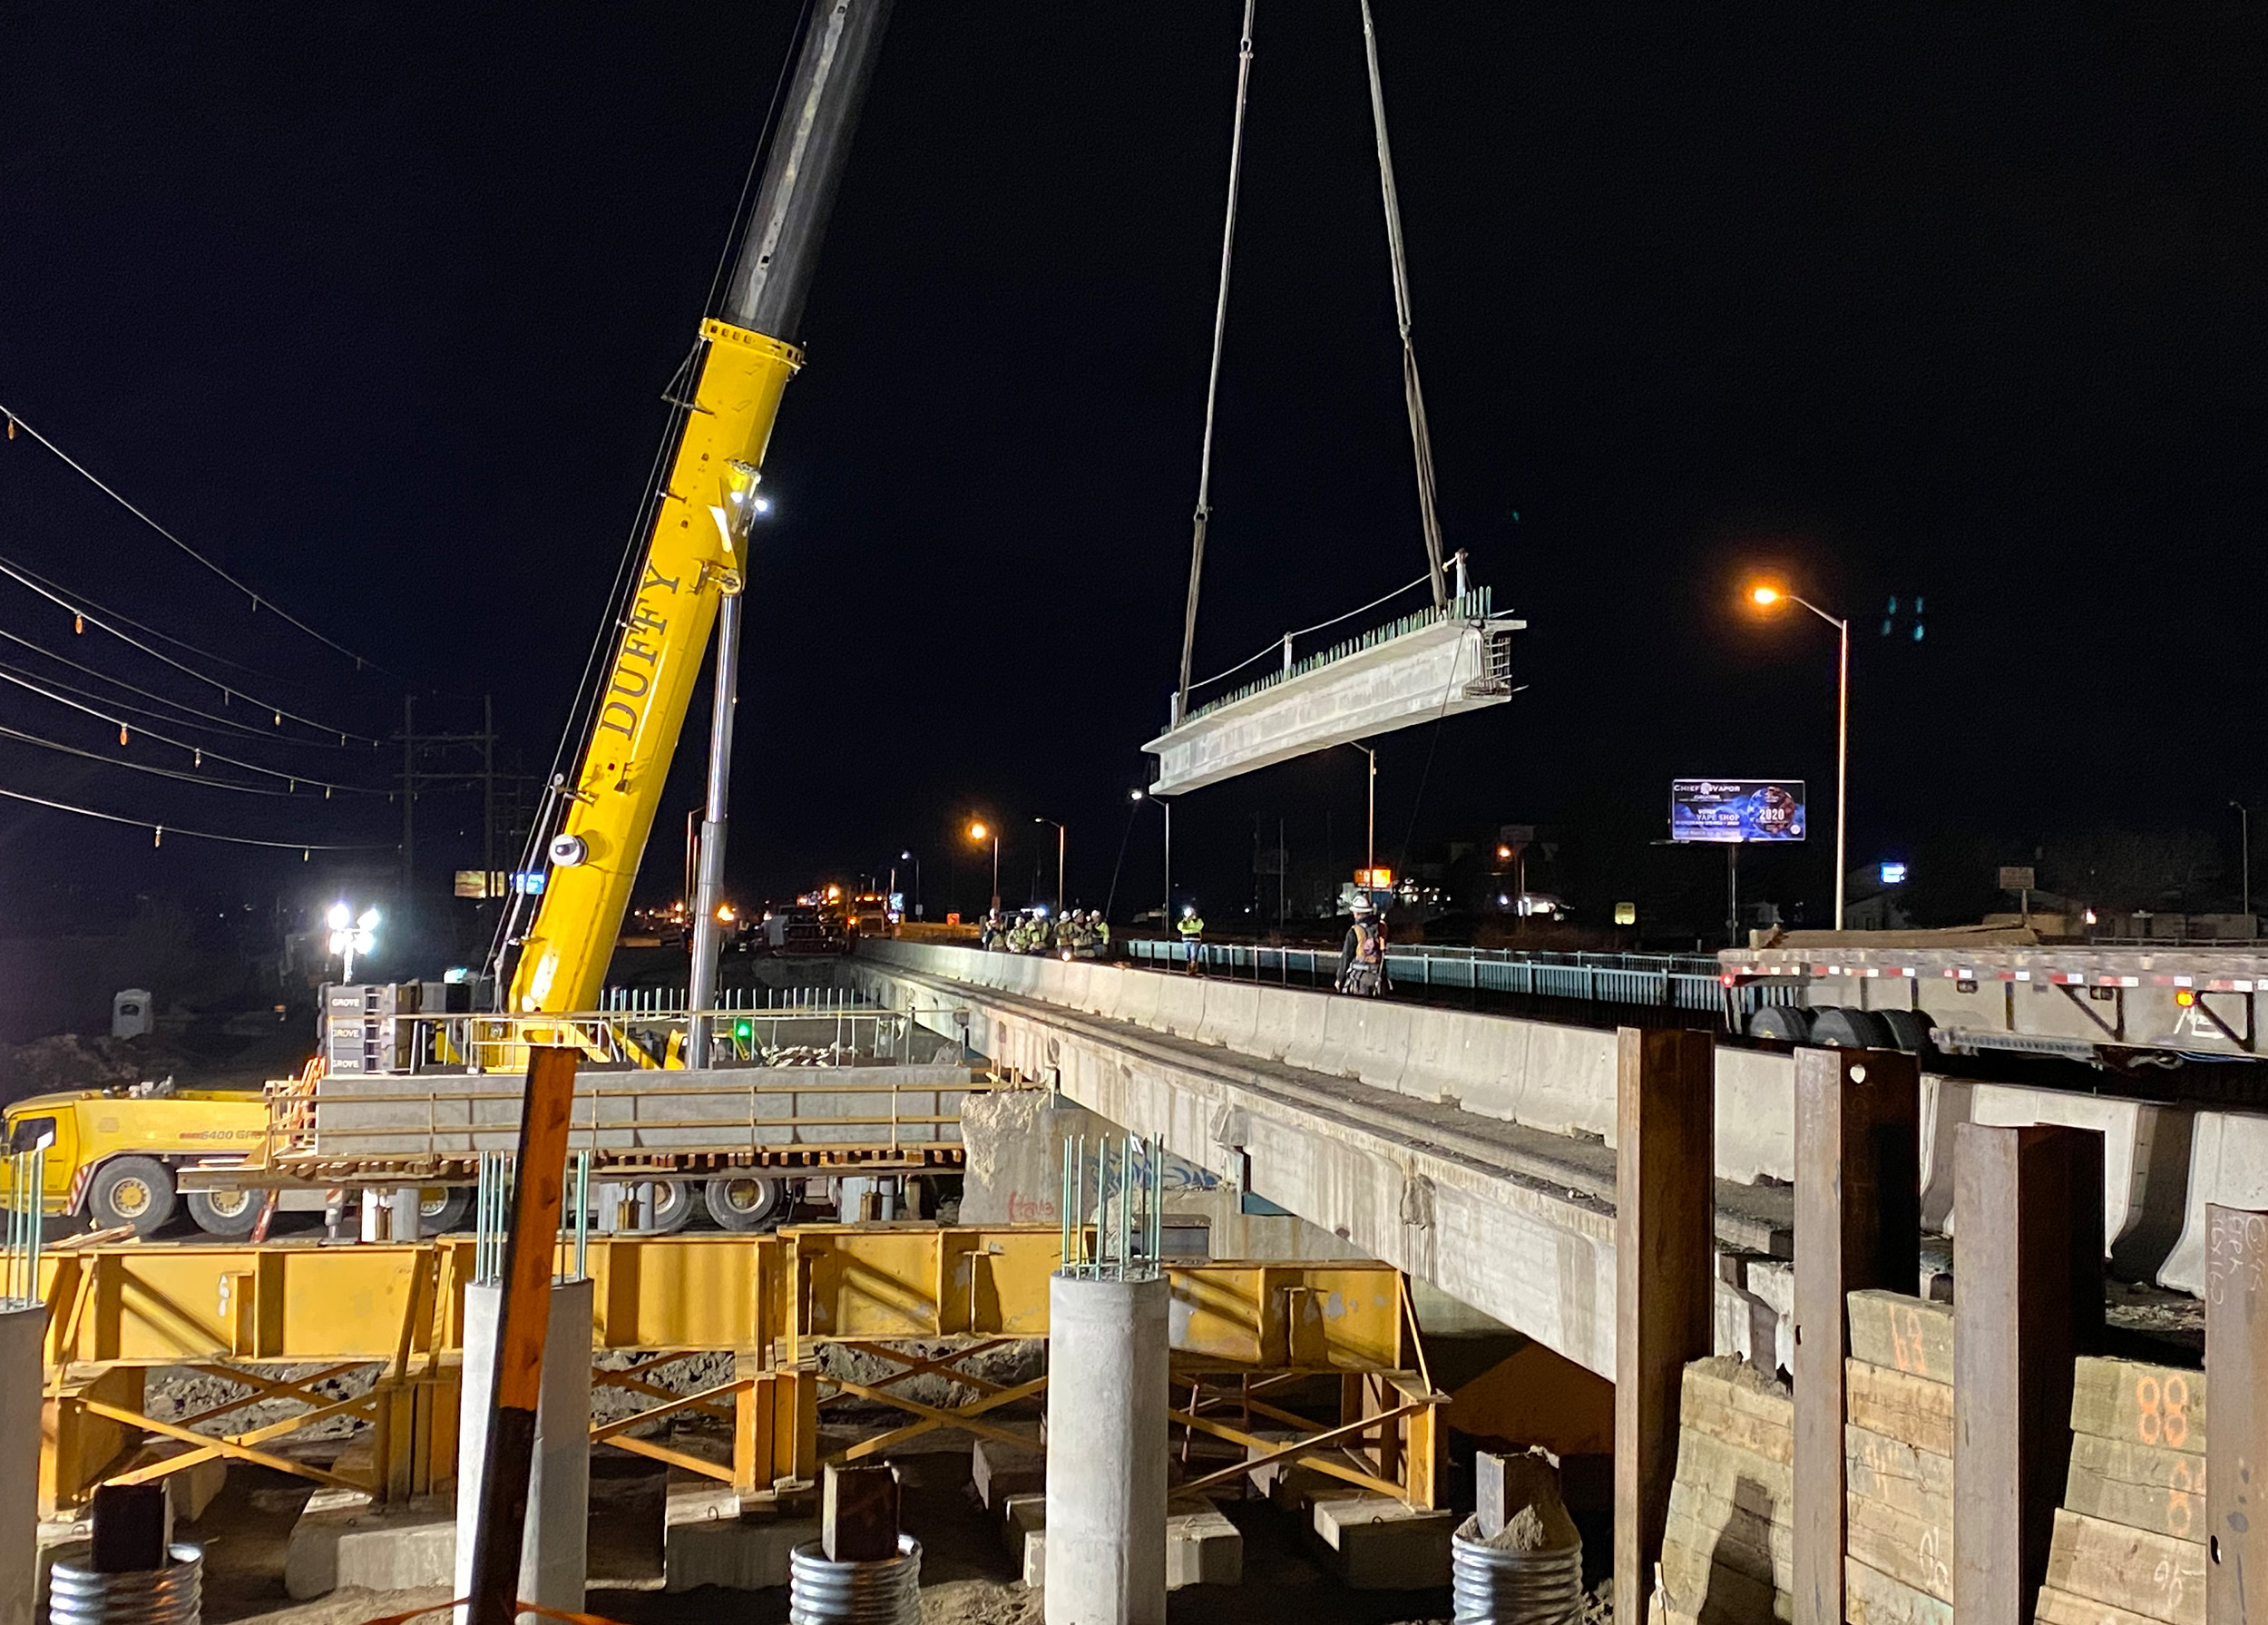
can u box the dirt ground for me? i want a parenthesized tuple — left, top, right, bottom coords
(157, 1431, 1477, 1625)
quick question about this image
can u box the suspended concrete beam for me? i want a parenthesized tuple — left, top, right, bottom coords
(1146, 597, 1523, 797)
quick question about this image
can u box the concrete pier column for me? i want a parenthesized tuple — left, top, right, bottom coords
(389, 1186, 422, 1240)
(455, 1278, 593, 1618)
(1, 1303, 43, 1625)
(1044, 1273, 1168, 1625)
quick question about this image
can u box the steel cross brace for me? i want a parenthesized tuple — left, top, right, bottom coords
(826, 1374, 1049, 1463)
(1173, 1397, 1432, 1500)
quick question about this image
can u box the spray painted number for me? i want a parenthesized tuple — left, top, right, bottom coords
(1888, 1303, 1934, 1377)
(2135, 1373, 2192, 1450)
(2165, 1454, 2202, 1538)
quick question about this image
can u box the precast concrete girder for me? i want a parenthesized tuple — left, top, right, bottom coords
(1146, 611, 1523, 797)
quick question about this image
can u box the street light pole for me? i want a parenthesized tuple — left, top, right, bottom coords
(2234, 802, 2252, 920)
(1749, 586, 1852, 929)
(967, 823, 1000, 914)
(1035, 818, 1066, 916)
(1348, 742, 1377, 872)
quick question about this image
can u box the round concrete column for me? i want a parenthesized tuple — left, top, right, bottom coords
(1044, 1272, 1168, 1625)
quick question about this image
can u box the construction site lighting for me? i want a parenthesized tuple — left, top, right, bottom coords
(716, 905, 737, 923)
(1496, 844, 1512, 859)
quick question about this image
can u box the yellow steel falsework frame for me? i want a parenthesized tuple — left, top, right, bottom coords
(508, 320, 801, 1022)
(37, 1226, 1444, 1513)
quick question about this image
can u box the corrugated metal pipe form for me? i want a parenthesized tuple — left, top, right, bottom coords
(1450, 1515, 1583, 1625)
(787, 1534, 922, 1625)
(46, 1544, 203, 1625)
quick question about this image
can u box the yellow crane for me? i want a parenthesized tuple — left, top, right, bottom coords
(500, 0, 892, 1030)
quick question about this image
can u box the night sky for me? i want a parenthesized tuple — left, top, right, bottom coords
(2, 4, 2263, 952)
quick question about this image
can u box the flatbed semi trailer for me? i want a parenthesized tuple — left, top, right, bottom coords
(171, 1062, 1000, 1238)
(1722, 941, 2268, 1069)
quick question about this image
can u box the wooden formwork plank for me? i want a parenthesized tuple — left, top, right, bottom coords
(1950, 1123, 2107, 1625)
(1848, 1359, 1953, 1459)
(2043, 1508, 2205, 1625)
(2073, 1356, 2206, 1453)
(1792, 1047, 1919, 1625)
(1614, 1027, 1716, 1625)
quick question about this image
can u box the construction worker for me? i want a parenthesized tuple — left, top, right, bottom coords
(981, 908, 1005, 951)
(1176, 902, 1206, 974)
(1338, 896, 1387, 997)
(1090, 910, 1111, 953)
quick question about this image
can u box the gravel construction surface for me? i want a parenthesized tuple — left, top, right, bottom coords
(147, 1435, 1481, 1625)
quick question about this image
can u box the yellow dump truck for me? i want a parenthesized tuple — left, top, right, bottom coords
(0, 1087, 277, 1238)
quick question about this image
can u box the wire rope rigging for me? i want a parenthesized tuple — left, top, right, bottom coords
(1171, 1, 1473, 727)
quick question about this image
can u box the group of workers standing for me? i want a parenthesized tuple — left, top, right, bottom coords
(981, 907, 1110, 957)
(977, 895, 1388, 999)
(1171, 896, 1389, 998)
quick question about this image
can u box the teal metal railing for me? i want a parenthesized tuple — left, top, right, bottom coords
(1177, 586, 1495, 728)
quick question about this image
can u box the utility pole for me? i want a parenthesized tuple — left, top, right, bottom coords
(482, 694, 496, 884)
(401, 695, 415, 945)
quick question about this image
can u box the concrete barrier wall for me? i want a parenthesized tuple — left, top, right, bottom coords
(861, 940, 2266, 1296)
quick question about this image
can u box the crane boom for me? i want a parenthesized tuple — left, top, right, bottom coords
(507, 0, 892, 1017)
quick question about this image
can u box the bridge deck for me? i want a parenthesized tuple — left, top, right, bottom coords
(853, 951, 1792, 1377)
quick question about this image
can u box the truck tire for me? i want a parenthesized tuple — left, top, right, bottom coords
(89, 1157, 177, 1238)
(1808, 1006, 1893, 1050)
(704, 1175, 786, 1232)
(638, 1179, 699, 1235)
(419, 1188, 471, 1235)
(1746, 1005, 1815, 1043)
(186, 1186, 262, 1239)
(1873, 1009, 1934, 1056)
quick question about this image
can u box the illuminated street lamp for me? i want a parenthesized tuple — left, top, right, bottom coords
(327, 901, 380, 983)
(968, 821, 1000, 914)
(1749, 583, 1852, 929)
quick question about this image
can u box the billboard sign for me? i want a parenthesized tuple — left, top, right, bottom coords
(1669, 779, 1806, 844)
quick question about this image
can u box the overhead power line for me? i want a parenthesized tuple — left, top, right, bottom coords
(0, 402, 410, 680)
(0, 631, 365, 744)
(0, 550, 386, 745)
(0, 783, 393, 851)
(0, 721, 309, 794)
(0, 664, 388, 794)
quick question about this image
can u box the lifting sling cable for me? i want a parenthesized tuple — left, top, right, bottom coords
(1175, 0, 1257, 724)
(1360, 0, 1452, 610)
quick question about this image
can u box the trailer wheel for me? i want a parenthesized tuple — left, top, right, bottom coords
(637, 1179, 699, 1235)
(419, 1188, 471, 1235)
(1807, 1006, 1893, 1050)
(1873, 1009, 1934, 1056)
(89, 1157, 177, 1238)
(186, 1186, 262, 1239)
(704, 1175, 786, 1232)
(1745, 1005, 1815, 1043)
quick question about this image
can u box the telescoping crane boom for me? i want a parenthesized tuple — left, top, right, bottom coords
(503, 0, 892, 1020)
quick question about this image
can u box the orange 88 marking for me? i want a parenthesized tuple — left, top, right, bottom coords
(2134, 1373, 2193, 1450)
